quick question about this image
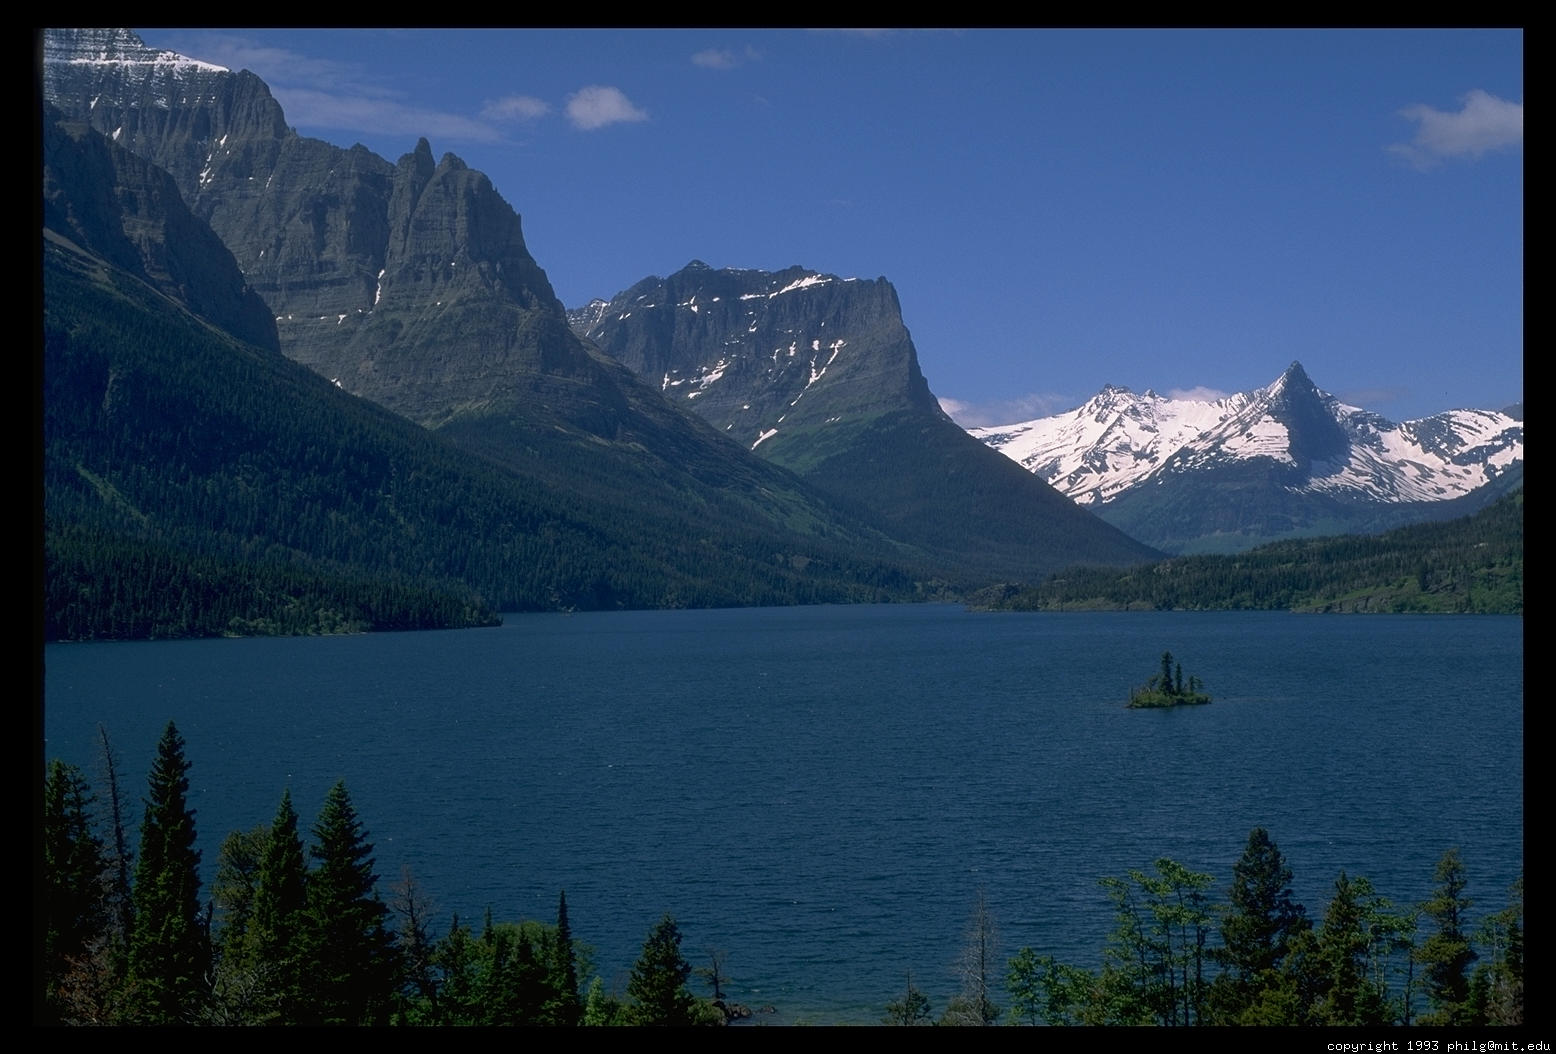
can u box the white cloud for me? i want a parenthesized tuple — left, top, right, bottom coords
(1166, 386, 1229, 403)
(160, 33, 369, 94)
(1389, 89, 1523, 169)
(274, 88, 506, 144)
(159, 33, 508, 145)
(481, 95, 551, 122)
(939, 392, 1074, 427)
(566, 85, 649, 130)
(692, 48, 738, 70)
(691, 45, 761, 70)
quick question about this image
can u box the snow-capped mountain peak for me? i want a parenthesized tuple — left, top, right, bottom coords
(969, 362, 1522, 507)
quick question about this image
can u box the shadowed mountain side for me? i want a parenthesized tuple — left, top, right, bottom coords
(42, 107, 278, 354)
(43, 227, 934, 638)
(783, 410, 1164, 580)
(576, 261, 1162, 580)
(45, 29, 1153, 595)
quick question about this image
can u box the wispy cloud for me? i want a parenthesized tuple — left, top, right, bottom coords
(565, 85, 649, 130)
(1389, 89, 1523, 169)
(691, 46, 761, 70)
(275, 89, 506, 144)
(1166, 386, 1229, 403)
(481, 95, 551, 122)
(939, 392, 1075, 428)
(161, 33, 372, 94)
(160, 32, 508, 145)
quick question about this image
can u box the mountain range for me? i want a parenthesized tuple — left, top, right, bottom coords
(969, 362, 1523, 553)
(570, 260, 1158, 577)
(41, 28, 1522, 637)
(41, 28, 1165, 638)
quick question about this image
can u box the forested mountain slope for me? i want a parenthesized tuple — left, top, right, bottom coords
(43, 109, 940, 638)
(980, 490, 1523, 614)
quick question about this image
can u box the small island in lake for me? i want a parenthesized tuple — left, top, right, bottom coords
(1128, 651, 1212, 708)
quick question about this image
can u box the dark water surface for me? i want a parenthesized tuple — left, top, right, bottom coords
(43, 606, 1523, 1023)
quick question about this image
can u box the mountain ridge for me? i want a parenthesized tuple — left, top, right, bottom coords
(42, 108, 949, 633)
(574, 260, 1162, 579)
(969, 361, 1522, 553)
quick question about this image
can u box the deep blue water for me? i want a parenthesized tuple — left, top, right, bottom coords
(42, 606, 1523, 1024)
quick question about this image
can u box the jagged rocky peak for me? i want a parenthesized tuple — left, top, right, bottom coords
(970, 362, 1524, 550)
(43, 27, 290, 204)
(1262, 360, 1321, 404)
(1252, 360, 1350, 463)
(576, 260, 943, 455)
(44, 29, 600, 424)
(402, 138, 436, 175)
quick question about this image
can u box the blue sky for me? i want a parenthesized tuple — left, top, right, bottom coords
(142, 29, 1523, 425)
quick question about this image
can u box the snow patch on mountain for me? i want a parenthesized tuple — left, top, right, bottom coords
(970, 365, 1522, 507)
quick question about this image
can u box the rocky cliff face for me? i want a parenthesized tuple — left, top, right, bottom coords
(576, 261, 1162, 576)
(44, 29, 1161, 583)
(43, 105, 279, 353)
(572, 261, 943, 457)
(42, 28, 596, 425)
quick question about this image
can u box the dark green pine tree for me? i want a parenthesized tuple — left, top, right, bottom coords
(1418, 848, 1478, 1025)
(1209, 827, 1310, 1023)
(252, 789, 309, 1022)
(545, 890, 582, 1026)
(512, 928, 551, 1023)
(207, 823, 269, 1023)
(303, 781, 400, 1025)
(127, 721, 209, 1024)
(41, 760, 111, 1023)
(882, 970, 933, 1025)
(1313, 871, 1387, 1025)
(434, 915, 479, 1025)
(627, 913, 698, 1026)
(476, 924, 519, 1026)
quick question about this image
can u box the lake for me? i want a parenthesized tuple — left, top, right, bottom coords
(42, 605, 1524, 1024)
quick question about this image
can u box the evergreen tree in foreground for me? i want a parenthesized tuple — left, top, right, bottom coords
(304, 781, 400, 1025)
(252, 789, 309, 1021)
(41, 760, 111, 1023)
(127, 721, 208, 1024)
(1418, 848, 1478, 1025)
(883, 970, 933, 1025)
(546, 890, 582, 1026)
(1209, 827, 1310, 1023)
(628, 913, 698, 1025)
(207, 823, 269, 1023)
(1313, 871, 1388, 1025)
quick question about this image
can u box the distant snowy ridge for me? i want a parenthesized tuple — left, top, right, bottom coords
(969, 362, 1522, 507)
